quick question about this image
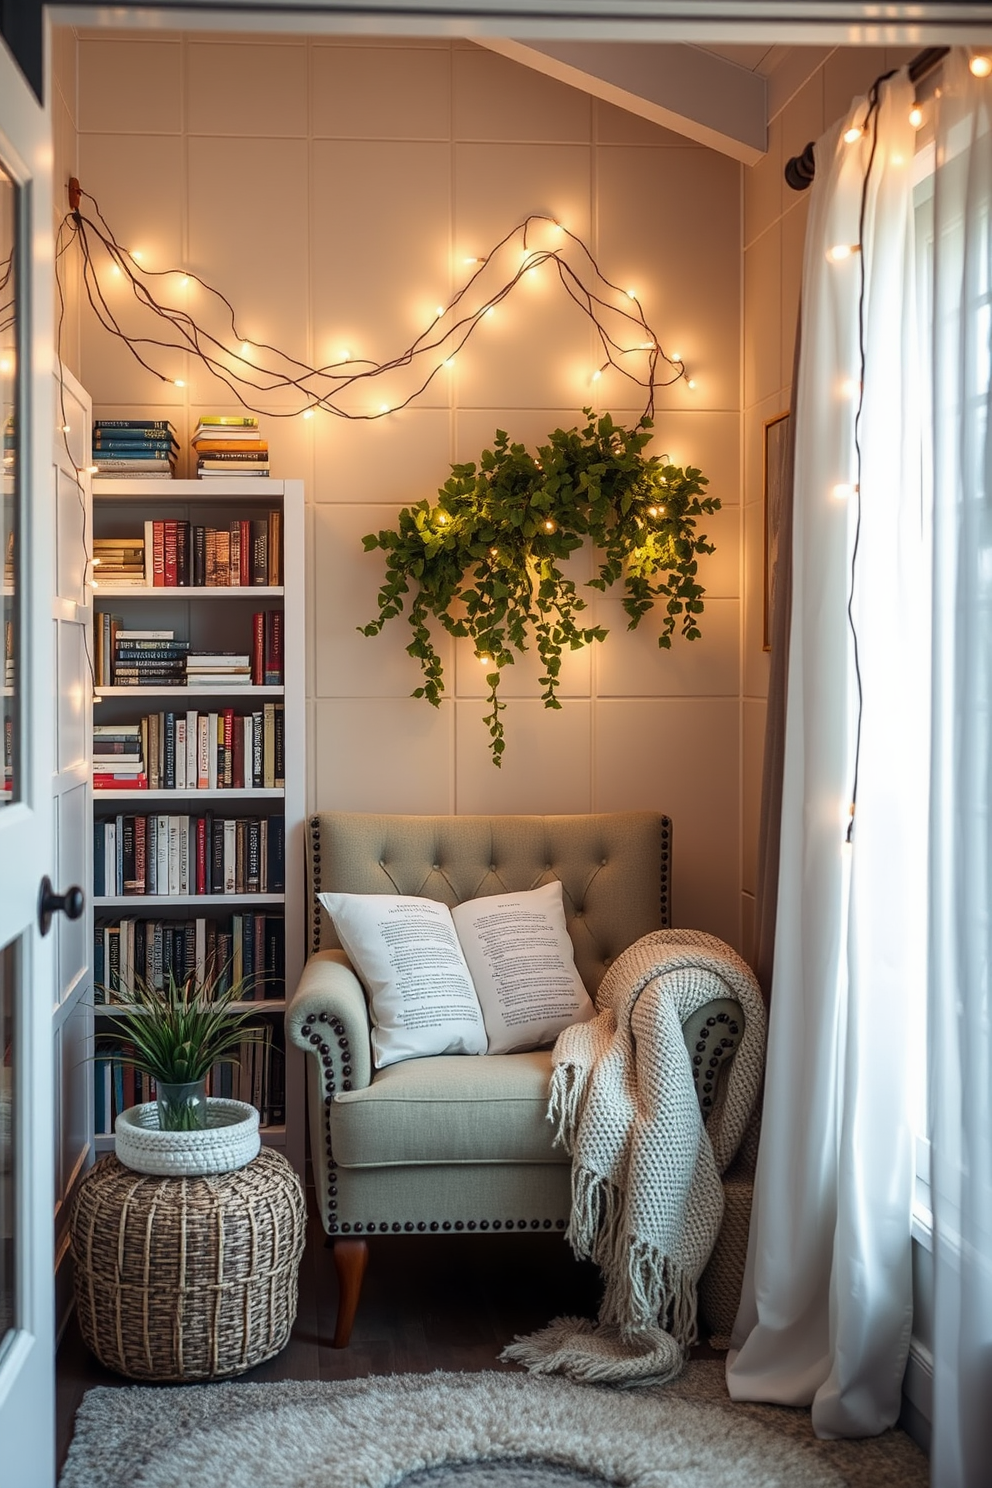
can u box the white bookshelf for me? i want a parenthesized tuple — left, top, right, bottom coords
(90, 477, 306, 1177)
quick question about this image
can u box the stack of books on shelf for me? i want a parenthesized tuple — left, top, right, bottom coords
(93, 812, 286, 897)
(93, 722, 146, 791)
(192, 415, 269, 478)
(94, 915, 286, 1005)
(144, 513, 281, 586)
(93, 535, 149, 588)
(3, 616, 12, 688)
(94, 622, 189, 688)
(3, 528, 13, 584)
(186, 651, 251, 688)
(92, 420, 178, 479)
(93, 704, 285, 792)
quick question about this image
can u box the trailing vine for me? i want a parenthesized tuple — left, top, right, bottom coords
(361, 410, 720, 765)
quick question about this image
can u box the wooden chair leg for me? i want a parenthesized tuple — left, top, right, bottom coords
(332, 1237, 368, 1349)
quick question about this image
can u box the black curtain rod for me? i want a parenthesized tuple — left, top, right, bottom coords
(783, 46, 950, 191)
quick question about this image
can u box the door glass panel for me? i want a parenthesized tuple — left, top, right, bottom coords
(1, 158, 17, 808)
(0, 938, 15, 1352)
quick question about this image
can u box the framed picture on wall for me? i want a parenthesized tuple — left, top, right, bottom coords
(763, 410, 790, 652)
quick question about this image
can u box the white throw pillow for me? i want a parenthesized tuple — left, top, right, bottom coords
(318, 892, 488, 1068)
(451, 881, 595, 1054)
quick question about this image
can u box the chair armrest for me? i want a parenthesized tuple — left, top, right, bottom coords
(286, 950, 373, 1093)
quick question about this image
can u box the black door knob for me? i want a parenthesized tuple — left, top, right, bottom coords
(38, 876, 85, 937)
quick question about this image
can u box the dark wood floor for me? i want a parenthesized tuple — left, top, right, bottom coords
(56, 1189, 722, 1474)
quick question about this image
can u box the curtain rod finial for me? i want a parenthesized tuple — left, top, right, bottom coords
(784, 142, 816, 192)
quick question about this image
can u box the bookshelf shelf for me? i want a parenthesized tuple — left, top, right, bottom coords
(94, 894, 287, 908)
(96, 685, 284, 698)
(94, 999, 287, 1015)
(94, 787, 285, 801)
(96, 586, 284, 600)
(89, 476, 305, 1176)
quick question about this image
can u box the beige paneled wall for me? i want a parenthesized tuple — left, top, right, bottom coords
(739, 44, 915, 959)
(70, 31, 743, 948)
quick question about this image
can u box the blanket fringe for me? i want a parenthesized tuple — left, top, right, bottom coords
(547, 1060, 581, 1151)
(500, 1316, 686, 1389)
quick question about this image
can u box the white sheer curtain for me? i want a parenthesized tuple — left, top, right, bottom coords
(928, 51, 992, 1486)
(727, 72, 928, 1436)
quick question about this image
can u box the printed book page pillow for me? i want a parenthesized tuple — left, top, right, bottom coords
(451, 880, 595, 1055)
(317, 892, 488, 1068)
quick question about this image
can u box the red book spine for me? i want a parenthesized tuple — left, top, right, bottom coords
(163, 521, 178, 587)
(232, 716, 245, 790)
(223, 708, 234, 788)
(152, 521, 165, 587)
(196, 816, 207, 896)
(240, 519, 251, 587)
(264, 610, 283, 686)
(251, 612, 264, 686)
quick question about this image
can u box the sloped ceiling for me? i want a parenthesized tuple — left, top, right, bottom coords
(478, 39, 833, 163)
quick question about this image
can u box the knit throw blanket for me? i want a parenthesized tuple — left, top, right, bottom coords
(502, 929, 766, 1387)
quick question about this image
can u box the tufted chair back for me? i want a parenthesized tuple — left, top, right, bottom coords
(307, 811, 672, 997)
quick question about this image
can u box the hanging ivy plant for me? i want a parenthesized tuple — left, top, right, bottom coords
(360, 410, 720, 765)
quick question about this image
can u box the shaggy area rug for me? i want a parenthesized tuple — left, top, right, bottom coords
(58, 1363, 928, 1488)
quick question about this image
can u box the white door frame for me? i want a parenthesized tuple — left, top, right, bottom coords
(0, 25, 56, 1488)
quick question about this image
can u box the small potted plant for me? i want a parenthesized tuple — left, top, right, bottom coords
(99, 964, 267, 1175)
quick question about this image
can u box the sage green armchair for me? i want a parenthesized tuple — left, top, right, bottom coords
(287, 810, 748, 1347)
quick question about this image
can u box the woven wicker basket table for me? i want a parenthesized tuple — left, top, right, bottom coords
(70, 1148, 306, 1381)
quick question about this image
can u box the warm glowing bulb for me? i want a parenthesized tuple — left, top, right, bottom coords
(131, 250, 143, 262)
(443, 357, 455, 368)
(240, 341, 250, 356)
(463, 256, 482, 265)
(85, 464, 98, 474)
(437, 513, 448, 525)
(61, 423, 70, 434)
(647, 506, 658, 518)
(341, 349, 351, 362)
(543, 519, 557, 534)
(670, 351, 682, 363)
(591, 369, 603, 382)
(970, 53, 992, 77)
(91, 557, 101, 567)
(484, 305, 495, 317)
(554, 222, 564, 233)
(380, 403, 390, 414)
(640, 341, 657, 351)
(844, 127, 862, 144)
(909, 106, 924, 129)
(489, 547, 498, 558)
(840, 377, 860, 398)
(436, 306, 445, 318)
(180, 275, 190, 287)
(90, 579, 99, 589)
(92, 694, 102, 706)
(833, 482, 856, 500)
(686, 378, 697, 390)
(626, 288, 637, 301)
(827, 244, 858, 262)
(173, 379, 185, 388)
(302, 408, 314, 419)
(478, 654, 491, 665)
(111, 265, 121, 277)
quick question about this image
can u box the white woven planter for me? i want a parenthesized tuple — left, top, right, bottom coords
(115, 1098, 261, 1177)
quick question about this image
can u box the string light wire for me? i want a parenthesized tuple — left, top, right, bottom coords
(56, 182, 687, 425)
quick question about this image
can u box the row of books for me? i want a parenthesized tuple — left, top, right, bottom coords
(92, 419, 178, 478)
(95, 514, 282, 589)
(93, 616, 283, 688)
(2, 715, 11, 795)
(3, 615, 12, 688)
(93, 704, 286, 791)
(193, 415, 269, 479)
(94, 1034, 286, 1132)
(94, 812, 286, 897)
(94, 913, 286, 1004)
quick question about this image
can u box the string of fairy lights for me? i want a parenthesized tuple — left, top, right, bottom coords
(55, 178, 691, 427)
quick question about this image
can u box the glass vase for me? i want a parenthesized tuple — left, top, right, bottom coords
(156, 1078, 208, 1132)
